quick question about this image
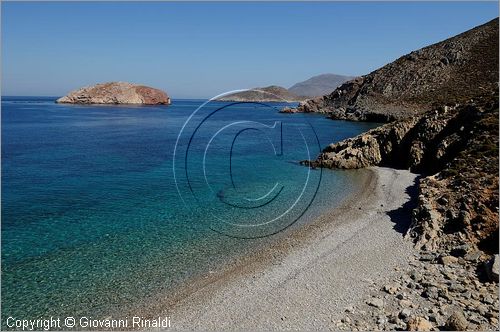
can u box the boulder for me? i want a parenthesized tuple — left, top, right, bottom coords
(366, 297, 384, 309)
(445, 311, 469, 331)
(440, 255, 459, 265)
(485, 254, 499, 282)
(406, 317, 433, 331)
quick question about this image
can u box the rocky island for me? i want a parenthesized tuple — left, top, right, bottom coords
(56, 82, 171, 105)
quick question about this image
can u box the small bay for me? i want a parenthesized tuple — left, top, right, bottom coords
(1, 97, 378, 321)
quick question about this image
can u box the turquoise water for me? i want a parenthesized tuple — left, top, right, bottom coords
(1, 97, 378, 325)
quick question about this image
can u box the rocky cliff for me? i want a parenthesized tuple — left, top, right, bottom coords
(294, 19, 499, 122)
(56, 82, 171, 105)
(216, 86, 305, 102)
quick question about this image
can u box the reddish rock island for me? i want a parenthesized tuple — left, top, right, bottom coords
(56, 82, 171, 105)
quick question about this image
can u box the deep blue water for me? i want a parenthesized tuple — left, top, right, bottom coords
(1, 96, 378, 323)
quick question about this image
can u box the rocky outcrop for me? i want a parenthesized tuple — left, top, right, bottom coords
(56, 82, 171, 105)
(302, 115, 419, 169)
(304, 95, 499, 254)
(291, 19, 499, 121)
(216, 86, 305, 102)
(280, 107, 300, 114)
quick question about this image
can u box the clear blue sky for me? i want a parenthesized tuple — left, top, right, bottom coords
(2, 2, 498, 98)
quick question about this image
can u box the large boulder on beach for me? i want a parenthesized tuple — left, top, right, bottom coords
(56, 82, 171, 105)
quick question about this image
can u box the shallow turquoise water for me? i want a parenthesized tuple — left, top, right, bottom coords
(1, 97, 378, 324)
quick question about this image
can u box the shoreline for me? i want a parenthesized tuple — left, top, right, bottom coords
(151, 167, 419, 330)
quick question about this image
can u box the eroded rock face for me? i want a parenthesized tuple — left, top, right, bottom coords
(302, 116, 419, 169)
(56, 82, 171, 105)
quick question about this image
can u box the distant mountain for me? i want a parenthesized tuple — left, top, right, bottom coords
(216, 86, 305, 102)
(215, 75, 353, 102)
(288, 74, 355, 98)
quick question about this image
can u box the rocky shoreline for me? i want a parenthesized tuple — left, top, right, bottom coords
(302, 95, 499, 251)
(156, 167, 498, 331)
(301, 95, 499, 330)
(296, 18, 499, 331)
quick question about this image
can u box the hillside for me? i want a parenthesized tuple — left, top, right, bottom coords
(216, 86, 305, 102)
(294, 19, 499, 121)
(300, 19, 499, 330)
(288, 73, 354, 98)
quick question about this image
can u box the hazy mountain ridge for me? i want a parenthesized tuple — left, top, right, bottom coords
(288, 73, 355, 98)
(215, 85, 306, 102)
(215, 74, 355, 102)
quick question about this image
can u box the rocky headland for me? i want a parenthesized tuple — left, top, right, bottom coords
(216, 85, 306, 102)
(301, 18, 499, 331)
(303, 94, 499, 258)
(56, 82, 171, 105)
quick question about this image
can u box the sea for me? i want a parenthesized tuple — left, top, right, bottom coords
(1, 96, 378, 325)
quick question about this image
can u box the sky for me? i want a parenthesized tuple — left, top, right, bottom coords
(1, 2, 498, 99)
